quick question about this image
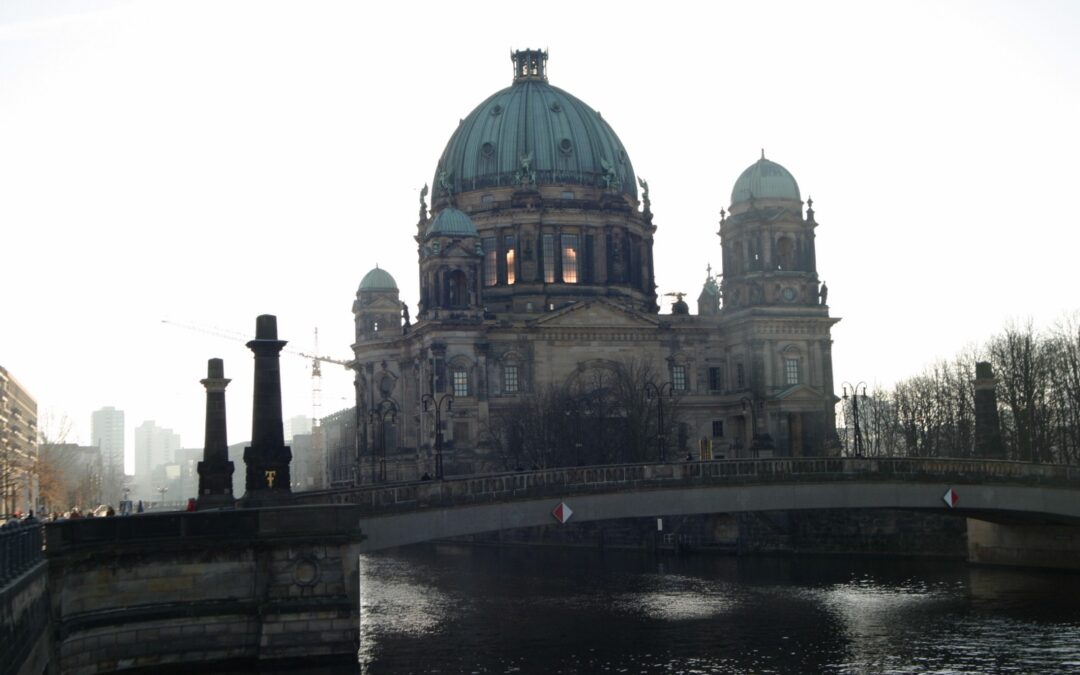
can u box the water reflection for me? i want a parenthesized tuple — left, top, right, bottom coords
(357, 545, 1080, 674)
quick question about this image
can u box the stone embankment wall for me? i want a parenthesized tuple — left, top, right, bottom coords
(737, 510, 968, 558)
(967, 519, 1080, 570)
(1, 561, 51, 675)
(45, 506, 366, 674)
(452, 510, 968, 559)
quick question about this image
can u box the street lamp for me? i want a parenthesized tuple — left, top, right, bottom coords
(156, 486, 168, 507)
(645, 381, 675, 462)
(739, 397, 757, 458)
(842, 382, 868, 457)
(421, 393, 453, 479)
(369, 399, 398, 483)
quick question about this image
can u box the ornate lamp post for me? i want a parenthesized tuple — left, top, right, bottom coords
(645, 381, 675, 462)
(421, 393, 454, 480)
(156, 486, 168, 507)
(842, 382, 868, 457)
(369, 399, 398, 482)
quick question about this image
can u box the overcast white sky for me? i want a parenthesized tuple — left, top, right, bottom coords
(2, 0, 1078, 474)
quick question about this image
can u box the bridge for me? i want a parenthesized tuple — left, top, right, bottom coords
(4, 457, 1079, 674)
(290, 457, 1080, 551)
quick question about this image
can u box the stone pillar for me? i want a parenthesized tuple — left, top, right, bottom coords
(241, 315, 293, 506)
(974, 361, 1005, 459)
(196, 358, 234, 509)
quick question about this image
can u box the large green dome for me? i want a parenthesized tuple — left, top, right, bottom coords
(433, 50, 637, 199)
(731, 156, 801, 205)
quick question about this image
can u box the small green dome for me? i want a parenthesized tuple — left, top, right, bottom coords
(434, 50, 637, 199)
(358, 266, 398, 292)
(731, 156, 801, 205)
(426, 207, 478, 238)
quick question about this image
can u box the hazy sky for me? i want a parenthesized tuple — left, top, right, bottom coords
(2, 0, 1078, 474)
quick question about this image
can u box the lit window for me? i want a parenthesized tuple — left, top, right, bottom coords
(562, 234, 579, 283)
(785, 358, 800, 385)
(483, 238, 497, 286)
(672, 365, 687, 391)
(543, 234, 555, 283)
(452, 368, 469, 397)
(504, 365, 519, 393)
(505, 235, 516, 285)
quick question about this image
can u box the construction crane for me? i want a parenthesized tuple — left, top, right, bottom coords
(296, 328, 354, 480)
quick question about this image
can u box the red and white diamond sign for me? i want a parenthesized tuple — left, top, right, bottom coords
(552, 502, 573, 524)
(942, 488, 959, 508)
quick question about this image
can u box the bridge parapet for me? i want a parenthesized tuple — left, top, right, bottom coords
(294, 458, 1080, 515)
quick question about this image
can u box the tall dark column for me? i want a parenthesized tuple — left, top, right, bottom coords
(974, 361, 1005, 460)
(196, 358, 235, 509)
(241, 315, 293, 505)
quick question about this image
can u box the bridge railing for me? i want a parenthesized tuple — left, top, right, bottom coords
(0, 519, 44, 587)
(293, 457, 1080, 514)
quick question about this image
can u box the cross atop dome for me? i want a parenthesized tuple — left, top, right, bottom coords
(512, 49, 548, 83)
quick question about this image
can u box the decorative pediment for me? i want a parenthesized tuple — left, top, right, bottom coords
(532, 299, 660, 329)
(358, 295, 402, 312)
(773, 383, 826, 403)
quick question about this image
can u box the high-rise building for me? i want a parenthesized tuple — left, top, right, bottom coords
(1, 366, 38, 516)
(90, 406, 125, 505)
(288, 415, 312, 441)
(133, 420, 180, 501)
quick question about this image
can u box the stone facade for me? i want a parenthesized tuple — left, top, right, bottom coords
(346, 51, 840, 484)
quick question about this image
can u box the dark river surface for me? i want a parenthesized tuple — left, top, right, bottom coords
(356, 544, 1080, 674)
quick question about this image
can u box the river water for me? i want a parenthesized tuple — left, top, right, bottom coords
(356, 544, 1080, 674)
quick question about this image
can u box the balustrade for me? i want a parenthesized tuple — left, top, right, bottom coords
(0, 520, 44, 587)
(292, 457, 1080, 515)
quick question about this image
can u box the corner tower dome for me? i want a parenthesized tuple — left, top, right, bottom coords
(425, 207, 478, 239)
(730, 153, 801, 206)
(358, 266, 398, 292)
(433, 49, 637, 201)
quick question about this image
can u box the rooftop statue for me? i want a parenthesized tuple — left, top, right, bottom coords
(418, 184, 429, 223)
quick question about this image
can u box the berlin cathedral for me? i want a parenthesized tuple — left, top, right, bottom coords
(339, 49, 839, 484)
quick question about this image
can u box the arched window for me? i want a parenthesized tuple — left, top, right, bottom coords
(452, 367, 469, 397)
(777, 236, 795, 270)
(447, 270, 468, 307)
(503, 364, 519, 393)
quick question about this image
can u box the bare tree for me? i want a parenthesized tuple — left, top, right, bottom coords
(480, 357, 668, 470)
(989, 321, 1054, 462)
(875, 312, 1080, 465)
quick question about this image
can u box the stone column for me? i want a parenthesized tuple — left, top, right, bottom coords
(196, 358, 234, 509)
(241, 315, 293, 505)
(974, 361, 1005, 459)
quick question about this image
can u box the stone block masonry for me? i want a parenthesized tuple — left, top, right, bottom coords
(45, 505, 367, 673)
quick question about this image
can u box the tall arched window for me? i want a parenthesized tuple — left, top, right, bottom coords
(447, 270, 468, 307)
(561, 234, 579, 283)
